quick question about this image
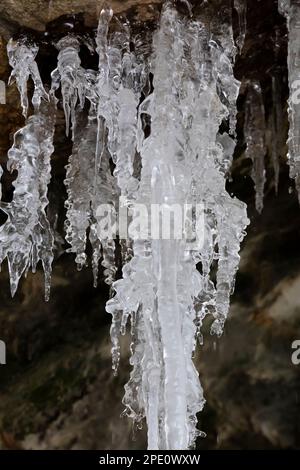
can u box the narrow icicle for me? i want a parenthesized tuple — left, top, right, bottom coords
(271, 72, 282, 193)
(234, 0, 247, 53)
(244, 81, 266, 213)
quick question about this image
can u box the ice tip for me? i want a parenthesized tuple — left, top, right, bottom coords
(44, 288, 51, 302)
(10, 280, 19, 299)
(98, 1, 113, 20)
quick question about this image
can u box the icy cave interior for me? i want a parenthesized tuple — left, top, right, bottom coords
(0, 0, 300, 451)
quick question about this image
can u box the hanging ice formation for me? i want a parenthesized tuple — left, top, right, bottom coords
(234, 0, 247, 53)
(7, 39, 49, 118)
(270, 71, 282, 194)
(278, 0, 300, 201)
(0, 40, 55, 301)
(1, 2, 250, 451)
(51, 35, 86, 138)
(244, 81, 267, 213)
(107, 3, 249, 449)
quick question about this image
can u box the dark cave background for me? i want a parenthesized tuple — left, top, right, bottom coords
(0, 0, 300, 449)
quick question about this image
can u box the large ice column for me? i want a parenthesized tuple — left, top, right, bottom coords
(107, 3, 248, 450)
(279, 0, 300, 201)
(107, 5, 200, 449)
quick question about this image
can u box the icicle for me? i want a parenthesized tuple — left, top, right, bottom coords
(64, 68, 118, 286)
(244, 81, 266, 213)
(51, 35, 86, 138)
(64, 108, 98, 271)
(278, 0, 300, 201)
(270, 72, 282, 193)
(7, 39, 48, 117)
(95, 4, 113, 171)
(107, 3, 248, 450)
(234, 0, 247, 53)
(0, 95, 56, 300)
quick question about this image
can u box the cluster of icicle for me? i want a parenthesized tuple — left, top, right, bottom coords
(0, 41, 55, 300)
(279, 0, 300, 201)
(0, 2, 250, 450)
(106, 4, 249, 449)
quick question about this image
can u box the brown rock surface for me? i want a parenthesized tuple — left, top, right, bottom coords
(0, 0, 163, 36)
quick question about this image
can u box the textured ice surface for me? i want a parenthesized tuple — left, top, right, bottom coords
(2, 2, 251, 451)
(0, 41, 55, 299)
(7, 39, 48, 117)
(0, 99, 56, 300)
(279, 0, 300, 201)
(51, 35, 86, 138)
(106, 3, 249, 449)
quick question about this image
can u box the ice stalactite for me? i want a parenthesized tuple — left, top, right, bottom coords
(244, 81, 266, 214)
(7, 39, 49, 118)
(64, 103, 98, 272)
(234, 0, 247, 53)
(63, 10, 117, 286)
(64, 9, 144, 286)
(270, 72, 283, 193)
(106, 3, 249, 450)
(51, 35, 86, 138)
(93, 6, 121, 287)
(64, 68, 118, 286)
(0, 41, 55, 300)
(279, 0, 300, 201)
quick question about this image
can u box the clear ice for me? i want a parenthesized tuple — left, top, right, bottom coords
(106, 3, 249, 449)
(279, 0, 300, 201)
(1, 2, 251, 451)
(7, 39, 48, 118)
(0, 40, 55, 300)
